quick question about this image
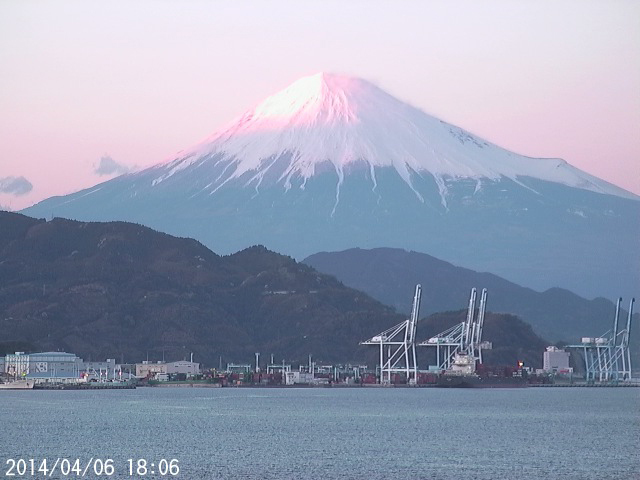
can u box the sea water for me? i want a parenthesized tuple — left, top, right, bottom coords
(1, 387, 638, 479)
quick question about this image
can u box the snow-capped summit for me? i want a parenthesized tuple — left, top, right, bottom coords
(22, 73, 640, 300)
(155, 72, 634, 202)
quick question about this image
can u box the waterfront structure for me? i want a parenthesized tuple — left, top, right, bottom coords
(226, 363, 252, 374)
(567, 298, 634, 382)
(116, 363, 137, 379)
(166, 360, 200, 377)
(83, 359, 117, 380)
(361, 284, 422, 384)
(130, 360, 200, 380)
(419, 288, 491, 371)
(266, 363, 291, 375)
(3, 352, 134, 384)
(285, 371, 315, 385)
(135, 361, 168, 379)
(4, 352, 84, 384)
(4, 352, 31, 378)
(543, 347, 571, 373)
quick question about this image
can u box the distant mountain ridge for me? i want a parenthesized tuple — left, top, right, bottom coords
(0, 212, 550, 368)
(303, 247, 635, 344)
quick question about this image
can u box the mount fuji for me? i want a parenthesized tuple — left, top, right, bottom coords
(22, 73, 639, 299)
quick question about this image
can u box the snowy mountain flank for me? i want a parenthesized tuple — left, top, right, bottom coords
(22, 73, 639, 299)
(155, 73, 632, 207)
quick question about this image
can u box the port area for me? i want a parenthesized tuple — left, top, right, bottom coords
(142, 380, 429, 388)
(6, 378, 640, 389)
(138, 381, 418, 388)
(149, 381, 222, 388)
(143, 377, 640, 388)
(529, 381, 640, 388)
(139, 382, 640, 388)
(33, 381, 135, 390)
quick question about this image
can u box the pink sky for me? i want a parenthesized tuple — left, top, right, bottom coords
(1, 0, 639, 210)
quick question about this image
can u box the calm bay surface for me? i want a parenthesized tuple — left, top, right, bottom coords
(1, 387, 638, 480)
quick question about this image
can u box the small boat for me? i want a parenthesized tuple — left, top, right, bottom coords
(0, 379, 35, 390)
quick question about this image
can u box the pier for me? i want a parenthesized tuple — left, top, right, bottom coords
(33, 382, 135, 390)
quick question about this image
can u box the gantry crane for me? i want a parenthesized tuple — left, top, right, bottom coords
(361, 284, 422, 384)
(567, 297, 634, 382)
(418, 288, 489, 371)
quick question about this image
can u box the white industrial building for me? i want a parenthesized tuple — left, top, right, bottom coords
(3, 352, 122, 384)
(284, 371, 315, 385)
(543, 346, 572, 373)
(135, 360, 200, 379)
(135, 361, 168, 379)
(4, 352, 83, 384)
(83, 359, 118, 380)
(167, 360, 200, 376)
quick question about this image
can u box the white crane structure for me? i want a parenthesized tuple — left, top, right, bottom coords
(418, 288, 489, 371)
(360, 284, 422, 384)
(567, 297, 634, 382)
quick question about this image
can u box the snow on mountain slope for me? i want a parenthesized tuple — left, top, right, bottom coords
(20, 72, 640, 300)
(151, 72, 636, 203)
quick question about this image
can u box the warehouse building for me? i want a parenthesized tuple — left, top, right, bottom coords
(4, 351, 83, 384)
(167, 361, 200, 377)
(3, 352, 122, 384)
(135, 360, 200, 379)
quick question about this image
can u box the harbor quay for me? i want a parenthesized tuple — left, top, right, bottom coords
(1, 349, 638, 389)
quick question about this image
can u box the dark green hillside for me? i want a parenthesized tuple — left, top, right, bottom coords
(0, 212, 552, 368)
(0, 212, 401, 365)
